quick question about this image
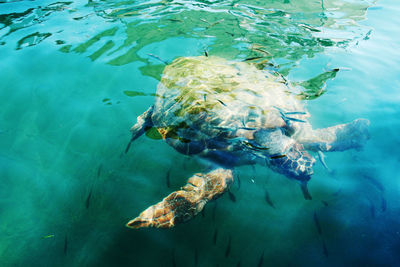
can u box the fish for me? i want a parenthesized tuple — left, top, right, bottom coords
(243, 140, 269, 150)
(333, 186, 342, 197)
(237, 174, 241, 189)
(228, 191, 236, 202)
(252, 47, 271, 56)
(317, 151, 330, 172)
(381, 197, 387, 212)
(225, 236, 231, 258)
(362, 174, 384, 192)
(64, 235, 68, 255)
(85, 189, 92, 209)
(284, 117, 306, 123)
(244, 56, 263, 61)
(97, 164, 102, 178)
(194, 249, 198, 266)
(166, 169, 171, 188)
(209, 19, 224, 27)
(217, 99, 227, 107)
(236, 261, 241, 267)
(270, 154, 286, 159)
(284, 111, 307, 115)
(321, 200, 329, 207)
(201, 208, 205, 218)
(204, 49, 208, 57)
(264, 190, 275, 208)
(147, 53, 168, 65)
(42, 234, 55, 239)
(322, 239, 329, 258)
(213, 228, 218, 245)
(167, 18, 183, 22)
(369, 200, 376, 218)
(274, 106, 306, 123)
(257, 250, 264, 267)
(313, 211, 322, 235)
(300, 182, 312, 200)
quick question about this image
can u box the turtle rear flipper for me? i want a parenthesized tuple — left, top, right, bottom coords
(126, 168, 233, 229)
(299, 118, 370, 152)
(125, 106, 154, 153)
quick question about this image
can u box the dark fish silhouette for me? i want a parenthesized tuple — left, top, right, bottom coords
(194, 249, 198, 266)
(204, 49, 208, 57)
(333, 187, 342, 197)
(285, 111, 307, 115)
(257, 250, 264, 267)
(168, 18, 183, 23)
(362, 174, 384, 192)
(321, 200, 329, 207)
(369, 200, 376, 218)
(217, 99, 227, 107)
(237, 174, 241, 189)
(213, 228, 218, 245)
(317, 151, 330, 172)
(201, 208, 205, 218)
(86, 189, 92, 209)
(63, 235, 68, 255)
(284, 117, 306, 123)
(97, 164, 102, 178)
(264, 190, 275, 208)
(270, 154, 286, 159)
(252, 47, 271, 56)
(243, 140, 269, 150)
(322, 239, 329, 258)
(300, 182, 312, 200)
(228, 191, 236, 202)
(381, 197, 387, 212)
(166, 169, 171, 188)
(244, 56, 263, 61)
(225, 236, 231, 258)
(147, 53, 168, 65)
(237, 261, 241, 267)
(313, 211, 322, 235)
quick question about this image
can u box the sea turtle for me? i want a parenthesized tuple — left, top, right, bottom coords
(125, 56, 369, 229)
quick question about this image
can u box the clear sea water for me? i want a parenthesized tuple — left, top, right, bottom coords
(1, 0, 400, 266)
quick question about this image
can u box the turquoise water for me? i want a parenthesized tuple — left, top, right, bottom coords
(1, 0, 400, 266)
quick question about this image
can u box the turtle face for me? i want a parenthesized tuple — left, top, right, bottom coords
(252, 128, 315, 181)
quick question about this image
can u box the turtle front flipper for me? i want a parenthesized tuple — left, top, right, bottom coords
(297, 118, 370, 152)
(125, 106, 154, 153)
(126, 168, 233, 229)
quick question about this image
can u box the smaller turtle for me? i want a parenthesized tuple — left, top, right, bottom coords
(125, 56, 369, 229)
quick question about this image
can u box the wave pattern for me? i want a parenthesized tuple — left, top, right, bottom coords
(1, 0, 374, 74)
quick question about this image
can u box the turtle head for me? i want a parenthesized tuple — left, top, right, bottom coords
(252, 128, 315, 181)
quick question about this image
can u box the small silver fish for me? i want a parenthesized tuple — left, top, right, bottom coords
(317, 151, 331, 172)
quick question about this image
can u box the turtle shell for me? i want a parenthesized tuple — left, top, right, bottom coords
(151, 56, 308, 153)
